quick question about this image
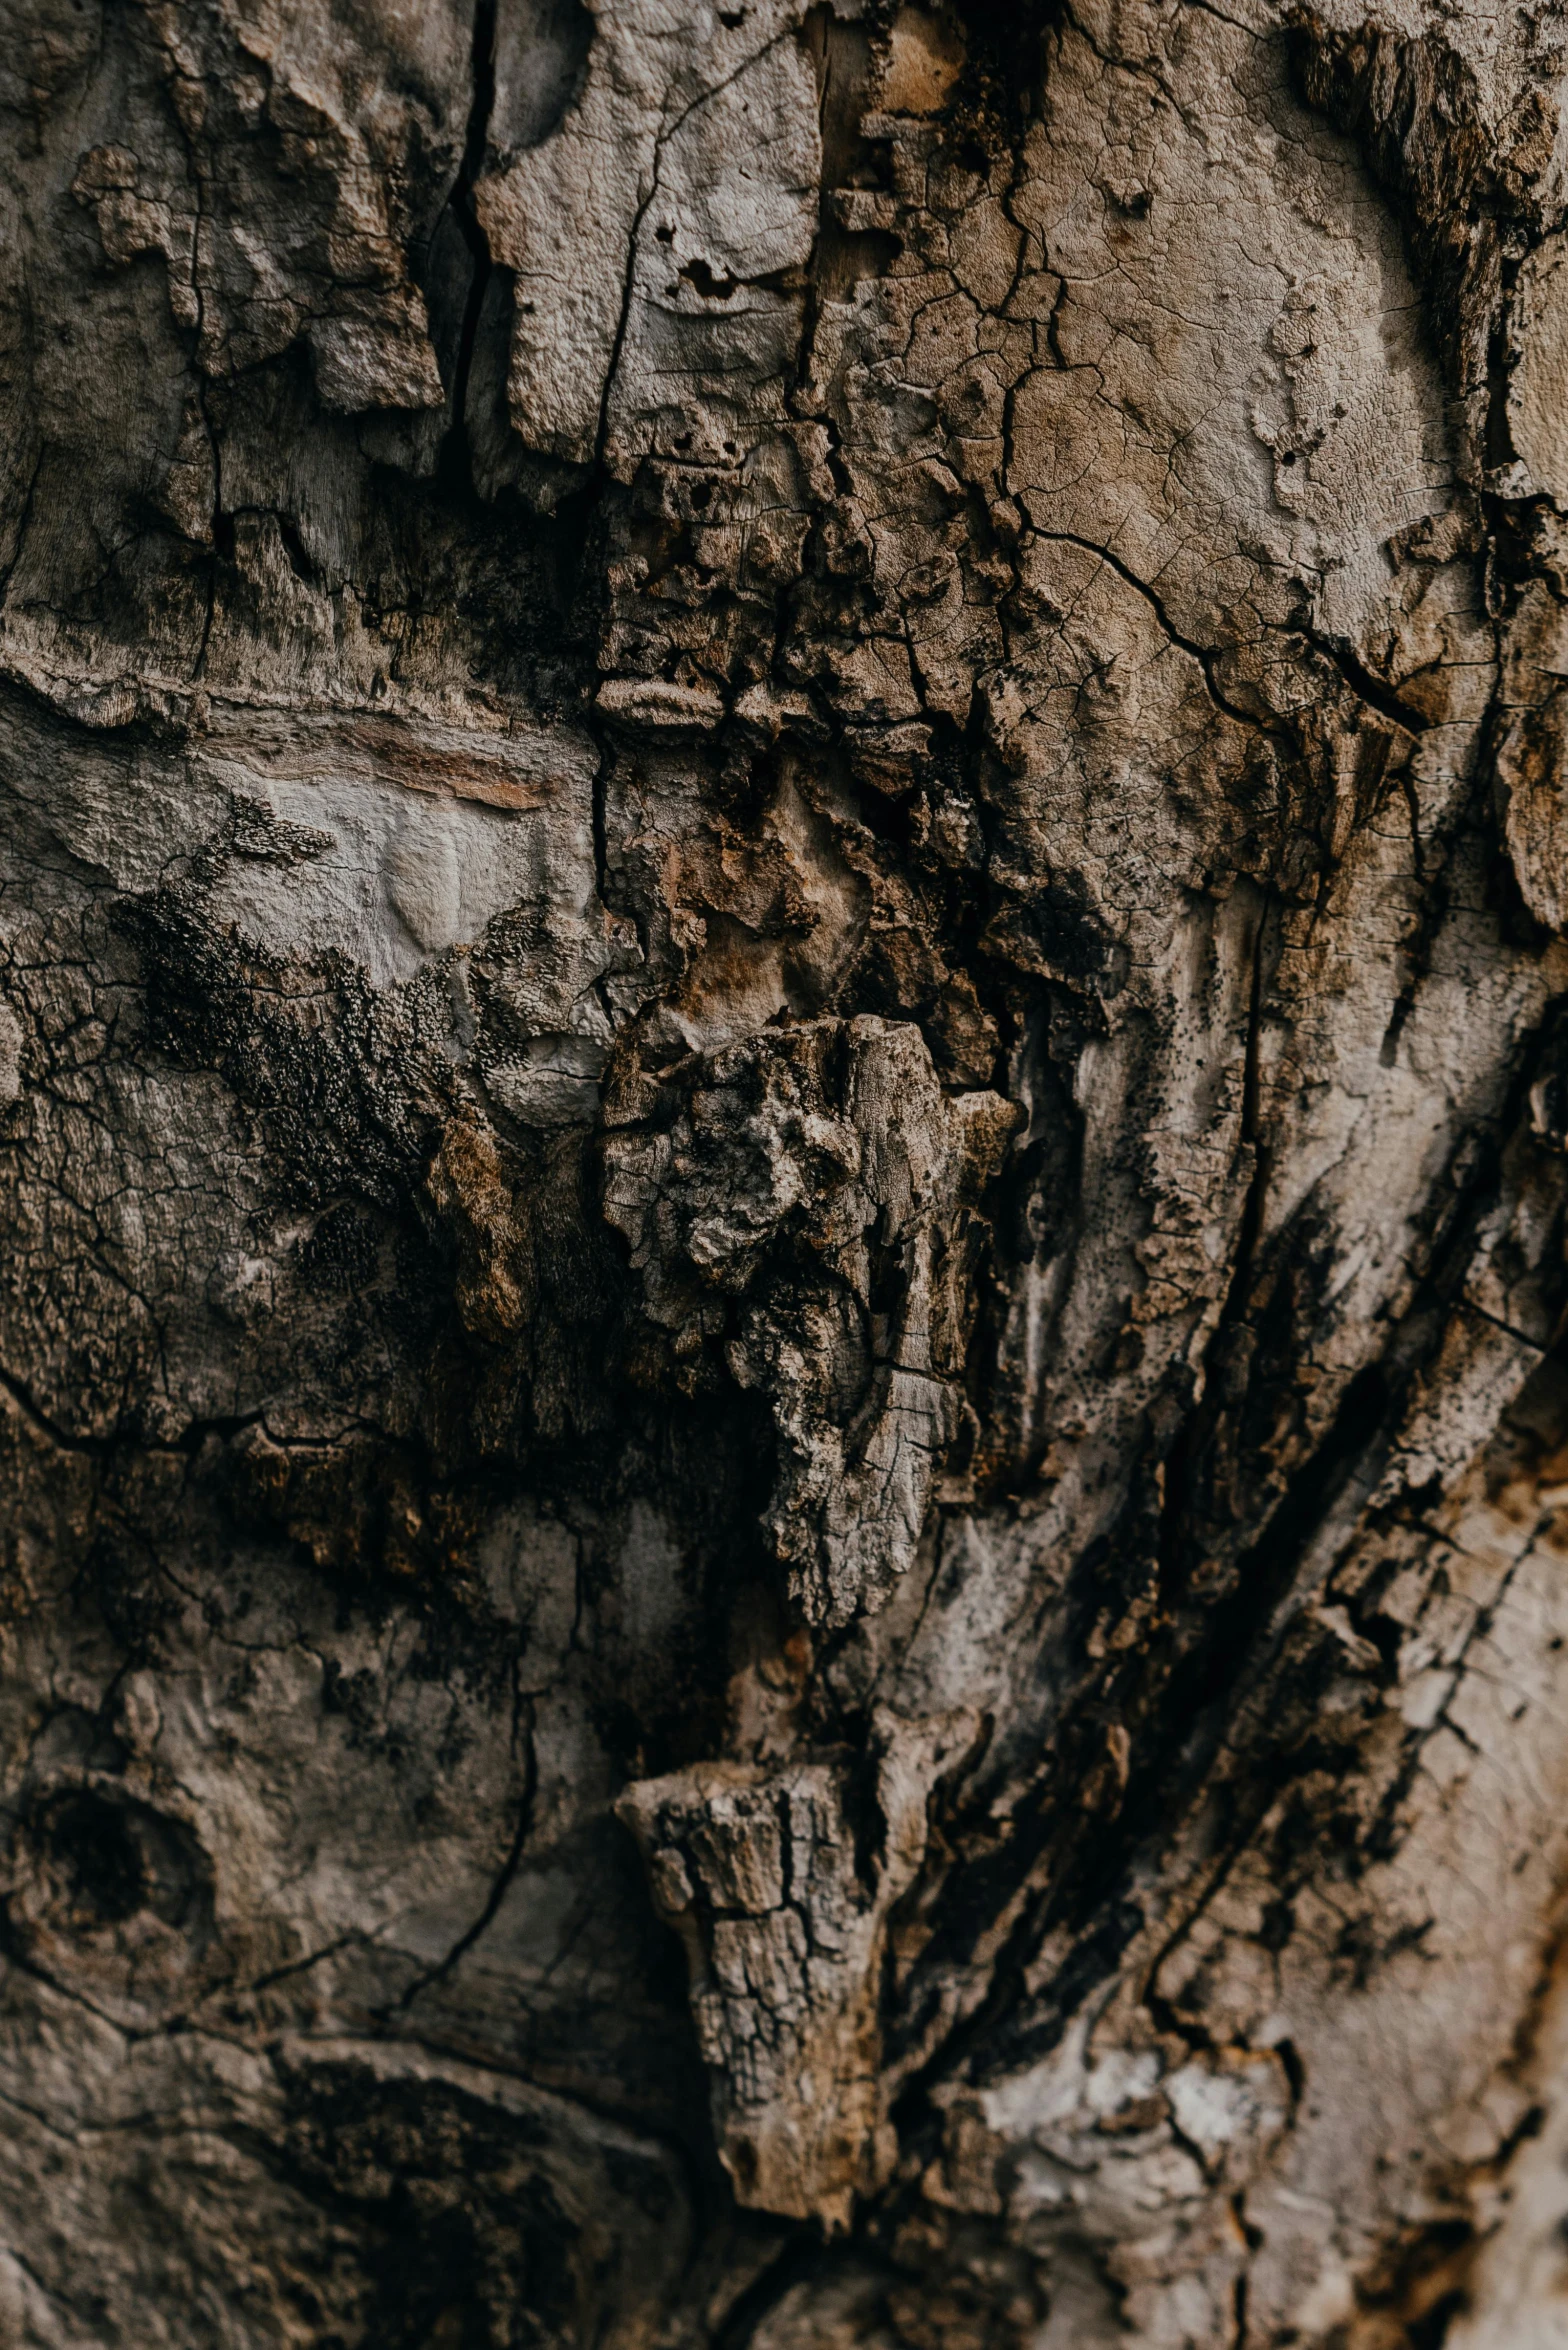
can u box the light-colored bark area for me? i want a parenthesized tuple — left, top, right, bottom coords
(4, 0, 1568, 2341)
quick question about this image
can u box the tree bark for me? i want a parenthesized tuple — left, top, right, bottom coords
(4, 0, 1568, 2342)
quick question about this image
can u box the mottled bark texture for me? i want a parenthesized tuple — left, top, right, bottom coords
(8, 0, 1568, 2342)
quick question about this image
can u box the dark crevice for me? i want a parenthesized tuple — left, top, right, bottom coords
(0, 1362, 305, 1468)
(1030, 529, 1298, 741)
(950, 0, 1062, 122)
(892, 959, 1568, 2114)
(711, 2233, 833, 2350)
(1155, 881, 1277, 1605)
(436, 0, 500, 492)
(590, 729, 613, 918)
(392, 1700, 537, 2011)
(0, 1361, 112, 1457)
(1302, 622, 1433, 735)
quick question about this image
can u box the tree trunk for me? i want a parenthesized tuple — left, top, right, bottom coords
(4, 0, 1568, 2342)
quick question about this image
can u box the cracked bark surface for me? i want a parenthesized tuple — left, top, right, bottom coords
(8, 0, 1568, 2341)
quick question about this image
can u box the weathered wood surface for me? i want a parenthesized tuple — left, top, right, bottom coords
(4, 1, 1568, 2340)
